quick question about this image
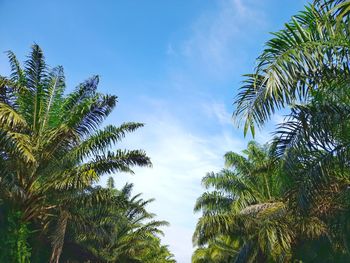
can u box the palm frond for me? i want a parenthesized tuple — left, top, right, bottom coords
(234, 4, 350, 135)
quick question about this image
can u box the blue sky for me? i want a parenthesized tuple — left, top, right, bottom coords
(0, 0, 308, 262)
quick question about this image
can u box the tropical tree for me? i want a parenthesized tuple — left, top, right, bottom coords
(0, 44, 154, 262)
(272, 102, 350, 261)
(192, 237, 237, 263)
(234, 0, 350, 136)
(60, 183, 175, 263)
(193, 142, 295, 262)
(230, 0, 350, 261)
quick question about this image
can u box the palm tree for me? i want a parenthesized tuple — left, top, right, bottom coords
(128, 235, 176, 263)
(273, 103, 350, 261)
(232, 0, 350, 260)
(0, 44, 152, 262)
(193, 142, 294, 262)
(192, 237, 237, 263)
(234, 0, 350, 136)
(60, 183, 174, 263)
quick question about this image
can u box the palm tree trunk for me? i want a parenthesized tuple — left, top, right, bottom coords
(50, 211, 68, 263)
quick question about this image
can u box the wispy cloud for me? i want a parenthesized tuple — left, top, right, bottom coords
(108, 1, 268, 262)
(169, 0, 266, 79)
(202, 102, 233, 125)
(108, 97, 245, 262)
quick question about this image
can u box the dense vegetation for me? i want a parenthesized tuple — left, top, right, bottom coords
(193, 0, 350, 262)
(0, 45, 175, 262)
(3, 0, 350, 262)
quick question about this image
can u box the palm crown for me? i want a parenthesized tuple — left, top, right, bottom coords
(193, 2, 350, 261)
(0, 44, 155, 262)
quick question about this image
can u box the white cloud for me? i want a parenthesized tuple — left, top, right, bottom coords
(170, 0, 266, 79)
(202, 101, 233, 125)
(166, 43, 176, 56)
(162, 225, 197, 263)
(105, 1, 268, 262)
(107, 98, 245, 263)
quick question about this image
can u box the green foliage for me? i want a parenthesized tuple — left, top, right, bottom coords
(0, 211, 31, 263)
(107, 176, 115, 189)
(234, 0, 350, 136)
(193, 142, 292, 262)
(0, 45, 175, 262)
(194, 1, 350, 261)
(60, 183, 175, 263)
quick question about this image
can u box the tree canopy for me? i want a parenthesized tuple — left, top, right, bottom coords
(0, 44, 175, 263)
(193, 0, 350, 262)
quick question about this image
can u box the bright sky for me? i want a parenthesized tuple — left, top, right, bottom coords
(0, 1, 308, 262)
